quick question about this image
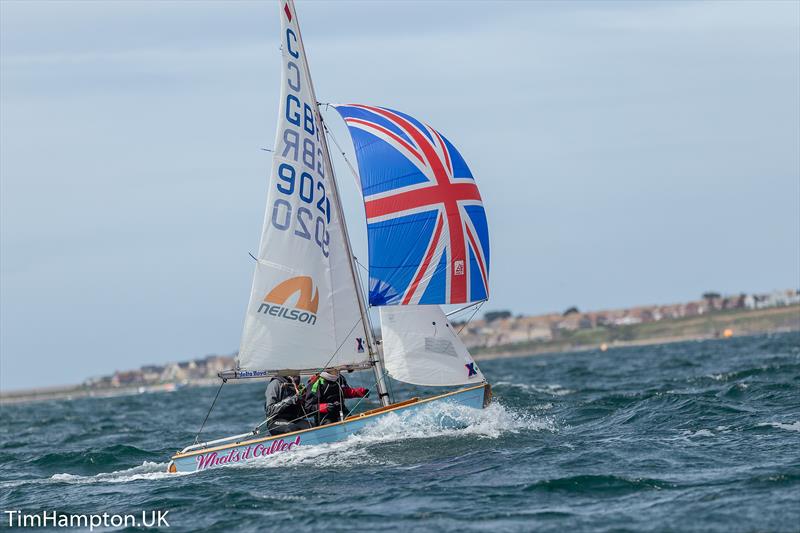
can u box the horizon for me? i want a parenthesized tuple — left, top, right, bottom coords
(2, 0, 799, 390)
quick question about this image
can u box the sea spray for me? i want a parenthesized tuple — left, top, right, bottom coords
(229, 401, 555, 471)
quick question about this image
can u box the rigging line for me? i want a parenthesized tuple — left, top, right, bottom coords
(346, 367, 390, 416)
(354, 257, 371, 277)
(353, 256, 373, 309)
(252, 406, 322, 435)
(354, 257, 373, 309)
(446, 300, 486, 318)
(321, 113, 362, 194)
(346, 258, 378, 347)
(319, 316, 365, 373)
(252, 378, 304, 435)
(325, 312, 393, 408)
(193, 379, 227, 444)
(456, 300, 485, 336)
(294, 377, 314, 426)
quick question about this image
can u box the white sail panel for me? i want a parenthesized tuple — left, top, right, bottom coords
(380, 305, 485, 386)
(237, 0, 369, 373)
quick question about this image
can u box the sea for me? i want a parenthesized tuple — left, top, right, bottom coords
(1, 332, 798, 532)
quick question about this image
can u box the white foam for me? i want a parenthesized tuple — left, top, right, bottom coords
(676, 428, 716, 440)
(233, 401, 554, 470)
(758, 421, 800, 432)
(534, 384, 574, 396)
(361, 400, 553, 439)
(0, 479, 46, 489)
(495, 381, 574, 396)
(46, 461, 186, 485)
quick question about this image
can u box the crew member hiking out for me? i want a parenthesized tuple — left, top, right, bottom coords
(264, 375, 312, 435)
(304, 369, 368, 426)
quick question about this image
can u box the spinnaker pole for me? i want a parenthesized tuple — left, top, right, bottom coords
(289, 0, 390, 407)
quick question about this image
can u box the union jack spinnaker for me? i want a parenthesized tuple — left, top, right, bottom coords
(333, 104, 490, 307)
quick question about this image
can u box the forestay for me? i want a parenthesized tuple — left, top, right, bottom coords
(333, 105, 490, 307)
(237, 1, 370, 374)
(380, 305, 485, 386)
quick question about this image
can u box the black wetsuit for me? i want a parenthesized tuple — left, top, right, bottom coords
(303, 375, 353, 426)
(264, 376, 311, 435)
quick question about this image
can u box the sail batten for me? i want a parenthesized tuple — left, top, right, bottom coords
(236, 1, 370, 373)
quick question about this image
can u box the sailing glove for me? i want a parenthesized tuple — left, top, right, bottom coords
(343, 387, 369, 398)
(319, 401, 341, 414)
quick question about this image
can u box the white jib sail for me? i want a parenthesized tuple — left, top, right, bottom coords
(380, 305, 485, 386)
(237, 0, 370, 373)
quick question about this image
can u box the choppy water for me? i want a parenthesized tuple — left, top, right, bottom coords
(1, 332, 799, 532)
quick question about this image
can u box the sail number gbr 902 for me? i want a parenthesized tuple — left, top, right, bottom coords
(271, 162, 331, 257)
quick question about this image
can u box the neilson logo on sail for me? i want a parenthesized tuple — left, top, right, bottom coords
(258, 275, 319, 325)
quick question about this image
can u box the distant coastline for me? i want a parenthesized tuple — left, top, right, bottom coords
(469, 303, 800, 360)
(2, 291, 798, 405)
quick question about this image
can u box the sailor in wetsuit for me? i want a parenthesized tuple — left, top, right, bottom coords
(264, 375, 312, 435)
(303, 369, 368, 426)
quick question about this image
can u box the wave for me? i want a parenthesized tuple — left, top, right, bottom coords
(0, 461, 182, 489)
(523, 474, 675, 494)
(494, 381, 574, 396)
(757, 421, 800, 432)
(47, 461, 183, 484)
(29, 444, 154, 474)
(705, 362, 800, 383)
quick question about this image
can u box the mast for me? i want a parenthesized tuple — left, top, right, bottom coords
(291, 2, 391, 407)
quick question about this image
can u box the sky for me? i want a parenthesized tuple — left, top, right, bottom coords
(1, 0, 798, 390)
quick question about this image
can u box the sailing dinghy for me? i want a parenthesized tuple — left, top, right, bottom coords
(167, 0, 491, 473)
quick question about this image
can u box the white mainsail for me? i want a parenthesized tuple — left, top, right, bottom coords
(380, 305, 485, 386)
(237, 0, 370, 373)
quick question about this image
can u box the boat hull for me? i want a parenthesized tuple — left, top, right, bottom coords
(168, 383, 490, 473)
